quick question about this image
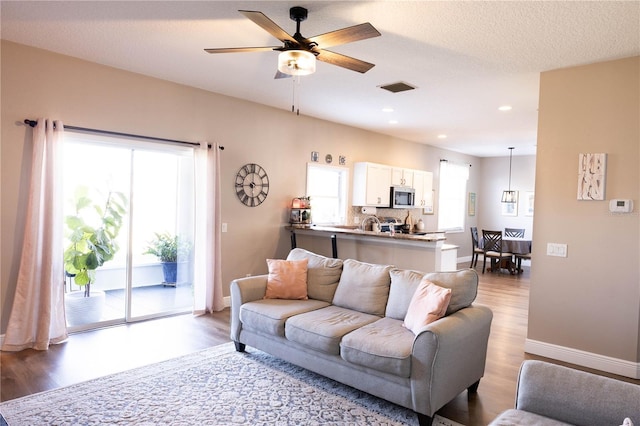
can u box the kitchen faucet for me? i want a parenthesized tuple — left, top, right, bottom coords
(360, 215, 381, 232)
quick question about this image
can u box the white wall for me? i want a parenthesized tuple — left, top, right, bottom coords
(478, 155, 536, 239)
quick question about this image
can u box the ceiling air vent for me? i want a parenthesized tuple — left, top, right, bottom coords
(379, 82, 416, 93)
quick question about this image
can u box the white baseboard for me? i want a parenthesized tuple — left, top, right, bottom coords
(223, 296, 231, 308)
(525, 338, 640, 379)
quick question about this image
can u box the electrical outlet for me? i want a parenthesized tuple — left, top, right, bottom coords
(221, 223, 228, 233)
(354, 216, 361, 224)
(546, 243, 567, 257)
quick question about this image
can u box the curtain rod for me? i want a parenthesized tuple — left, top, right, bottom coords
(23, 119, 223, 150)
(440, 159, 471, 167)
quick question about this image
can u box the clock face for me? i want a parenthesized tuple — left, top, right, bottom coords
(235, 163, 269, 207)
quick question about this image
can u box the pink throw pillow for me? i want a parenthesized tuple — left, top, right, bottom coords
(403, 279, 452, 334)
(264, 259, 309, 300)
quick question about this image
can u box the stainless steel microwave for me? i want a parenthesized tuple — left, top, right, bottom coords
(390, 186, 415, 208)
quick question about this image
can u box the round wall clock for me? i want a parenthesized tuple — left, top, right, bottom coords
(235, 163, 269, 207)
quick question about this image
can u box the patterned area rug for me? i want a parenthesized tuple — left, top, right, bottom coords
(0, 343, 463, 425)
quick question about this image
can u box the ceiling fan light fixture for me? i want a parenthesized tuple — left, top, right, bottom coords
(278, 50, 316, 76)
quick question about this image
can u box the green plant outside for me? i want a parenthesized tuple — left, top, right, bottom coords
(144, 233, 190, 263)
(63, 186, 127, 297)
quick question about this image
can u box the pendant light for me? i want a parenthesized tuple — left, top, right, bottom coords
(501, 147, 517, 203)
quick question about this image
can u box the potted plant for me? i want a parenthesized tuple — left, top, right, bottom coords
(63, 186, 127, 326)
(143, 233, 190, 285)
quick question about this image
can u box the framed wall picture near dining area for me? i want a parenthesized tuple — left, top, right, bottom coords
(501, 191, 518, 216)
(525, 191, 534, 216)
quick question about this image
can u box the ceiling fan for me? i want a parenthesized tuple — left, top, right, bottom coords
(205, 6, 381, 77)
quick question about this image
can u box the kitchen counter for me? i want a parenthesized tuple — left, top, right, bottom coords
(286, 225, 457, 272)
(290, 224, 446, 242)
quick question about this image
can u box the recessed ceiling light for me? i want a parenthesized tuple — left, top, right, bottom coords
(437, 134, 447, 139)
(382, 107, 394, 113)
(389, 120, 398, 124)
(498, 105, 512, 111)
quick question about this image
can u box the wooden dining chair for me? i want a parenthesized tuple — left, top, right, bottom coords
(470, 227, 484, 268)
(514, 252, 532, 273)
(504, 228, 525, 238)
(482, 230, 513, 274)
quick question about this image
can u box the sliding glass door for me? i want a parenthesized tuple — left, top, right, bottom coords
(62, 132, 195, 330)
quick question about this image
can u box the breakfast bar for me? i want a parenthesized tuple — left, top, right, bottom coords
(287, 225, 458, 272)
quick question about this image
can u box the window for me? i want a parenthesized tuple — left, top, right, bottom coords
(305, 163, 348, 225)
(437, 161, 469, 231)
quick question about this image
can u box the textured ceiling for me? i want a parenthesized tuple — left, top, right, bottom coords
(2, 1, 639, 157)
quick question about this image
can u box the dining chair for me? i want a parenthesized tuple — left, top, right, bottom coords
(470, 227, 484, 268)
(504, 228, 525, 238)
(482, 230, 513, 274)
(514, 252, 532, 273)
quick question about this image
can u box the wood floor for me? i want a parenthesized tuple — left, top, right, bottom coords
(1, 264, 637, 425)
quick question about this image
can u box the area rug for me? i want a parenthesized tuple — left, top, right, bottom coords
(0, 342, 463, 425)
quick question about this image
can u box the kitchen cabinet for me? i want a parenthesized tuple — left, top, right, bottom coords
(391, 168, 414, 187)
(352, 162, 392, 206)
(412, 170, 434, 212)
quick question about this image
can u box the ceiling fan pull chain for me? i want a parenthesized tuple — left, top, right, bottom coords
(291, 75, 301, 115)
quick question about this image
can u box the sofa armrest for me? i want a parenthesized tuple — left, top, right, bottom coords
(515, 360, 640, 425)
(409, 304, 493, 417)
(230, 275, 268, 342)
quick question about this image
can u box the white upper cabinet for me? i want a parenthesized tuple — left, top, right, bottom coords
(352, 162, 392, 206)
(353, 162, 433, 209)
(391, 167, 414, 187)
(413, 170, 434, 213)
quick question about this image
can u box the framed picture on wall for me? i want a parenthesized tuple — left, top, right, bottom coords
(468, 192, 476, 216)
(525, 191, 534, 216)
(501, 191, 518, 216)
(577, 153, 606, 200)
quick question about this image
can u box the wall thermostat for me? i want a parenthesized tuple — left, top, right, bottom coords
(609, 199, 634, 213)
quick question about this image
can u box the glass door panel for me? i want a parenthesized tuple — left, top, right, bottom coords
(62, 140, 131, 329)
(130, 150, 194, 319)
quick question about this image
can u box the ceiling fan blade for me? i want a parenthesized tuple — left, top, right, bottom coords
(204, 47, 280, 54)
(308, 23, 381, 49)
(315, 49, 375, 73)
(239, 10, 297, 44)
(274, 70, 292, 79)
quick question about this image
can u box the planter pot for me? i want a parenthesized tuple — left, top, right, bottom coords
(162, 262, 178, 284)
(65, 290, 106, 327)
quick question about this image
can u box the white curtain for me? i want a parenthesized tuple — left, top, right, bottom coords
(2, 119, 68, 351)
(193, 142, 224, 313)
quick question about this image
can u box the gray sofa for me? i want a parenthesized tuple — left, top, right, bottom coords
(230, 248, 493, 426)
(490, 360, 640, 425)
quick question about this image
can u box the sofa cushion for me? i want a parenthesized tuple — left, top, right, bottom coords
(385, 269, 424, 320)
(424, 269, 478, 315)
(403, 279, 452, 334)
(286, 248, 343, 303)
(265, 258, 308, 300)
(489, 409, 572, 426)
(285, 305, 380, 355)
(340, 317, 414, 377)
(240, 299, 330, 337)
(332, 259, 392, 316)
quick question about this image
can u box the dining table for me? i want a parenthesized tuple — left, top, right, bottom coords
(479, 237, 532, 274)
(502, 238, 532, 255)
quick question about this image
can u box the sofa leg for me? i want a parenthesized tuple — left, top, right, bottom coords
(417, 413, 434, 426)
(468, 379, 480, 393)
(234, 341, 246, 352)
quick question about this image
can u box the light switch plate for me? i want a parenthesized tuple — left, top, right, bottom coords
(546, 243, 567, 257)
(221, 223, 228, 233)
